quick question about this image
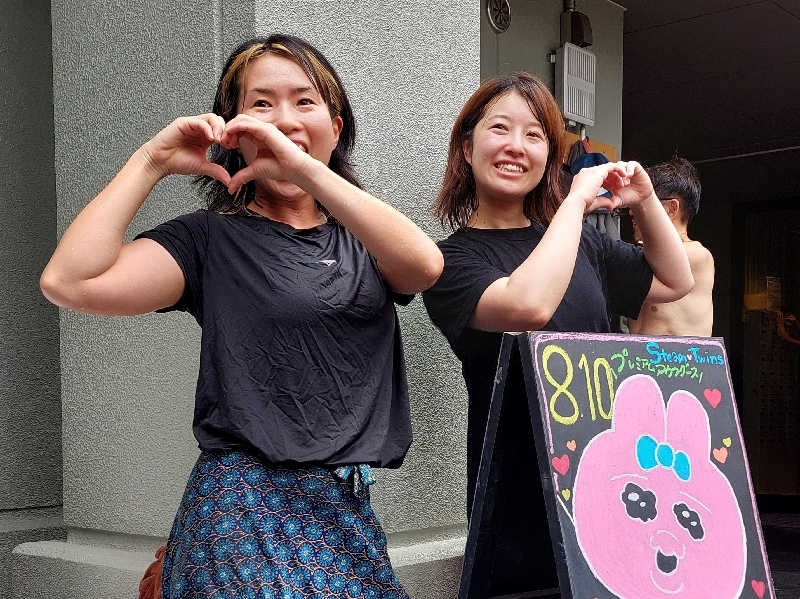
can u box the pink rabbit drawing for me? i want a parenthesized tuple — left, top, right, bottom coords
(572, 374, 746, 598)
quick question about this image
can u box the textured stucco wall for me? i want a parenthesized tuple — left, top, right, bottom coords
(481, 0, 624, 154)
(0, 0, 62, 512)
(52, 0, 478, 540)
(1, 2, 67, 595)
(51, 0, 255, 535)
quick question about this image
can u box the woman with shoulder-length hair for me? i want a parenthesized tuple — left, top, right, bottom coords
(422, 73, 693, 594)
(41, 34, 443, 599)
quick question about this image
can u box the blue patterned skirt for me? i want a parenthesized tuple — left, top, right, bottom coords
(162, 450, 408, 599)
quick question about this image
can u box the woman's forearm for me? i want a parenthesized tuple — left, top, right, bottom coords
(297, 159, 443, 294)
(41, 147, 162, 294)
(469, 194, 586, 332)
(504, 194, 586, 319)
(632, 192, 693, 295)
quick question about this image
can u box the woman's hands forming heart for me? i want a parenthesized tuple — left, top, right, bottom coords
(140, 114, 231, 185)
(140, 113, 314, 197)
(219, 114, 313, 197)
(568, 160, 656, 213)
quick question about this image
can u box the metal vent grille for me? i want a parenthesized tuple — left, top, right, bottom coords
(487, 0, 511, 33)
(556, 43, 596, 126)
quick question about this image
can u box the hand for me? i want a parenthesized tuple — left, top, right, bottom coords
(612, 161, 655, 209)
(219, 114, 313, 197)
(567, 161, 655, 213)
(140, 114, 231, 185)
(567, 161, 630, 212)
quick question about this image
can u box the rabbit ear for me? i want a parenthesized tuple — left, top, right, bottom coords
(666, 390, 712, 461)
(610, 374, 666, 443)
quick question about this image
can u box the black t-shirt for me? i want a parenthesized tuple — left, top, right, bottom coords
(137, 209, 413, 468)
(422, 222, 653, 503)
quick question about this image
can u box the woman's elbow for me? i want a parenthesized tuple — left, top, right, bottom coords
(403, 251, 444, 293)
(508, 302, 552, 332)
(674, 268, 695, 299)
(660, 272, 695, 303)
(422, 251, 444, 289)
(40, 268, 68, 308)
(40, 266, 83, 310)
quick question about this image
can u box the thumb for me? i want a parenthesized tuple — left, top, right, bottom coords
(227, 165, 256, 196)
(198, 162, 232, 186)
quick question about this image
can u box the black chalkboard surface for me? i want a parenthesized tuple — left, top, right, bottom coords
(458, 332, 776, 599)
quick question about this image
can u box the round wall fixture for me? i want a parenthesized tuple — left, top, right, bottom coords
(487, 0, 511, 33)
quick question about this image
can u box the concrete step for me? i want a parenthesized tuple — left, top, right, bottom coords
(12, 535, 466, 599)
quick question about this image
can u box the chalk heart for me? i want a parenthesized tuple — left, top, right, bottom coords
(723, 437, 732, 448)
(713, 447, 729, 464)
(566, 440, 577, 452)
(552, 454, 570, 476)
(561, 488, 571, 501)
(751, 579, 766, 598)
(704, 388, 722, 408)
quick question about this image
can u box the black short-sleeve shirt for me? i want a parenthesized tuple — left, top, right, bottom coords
(423, 222, 652, 362)
(422, 222, 653, 506)
(137, 209, 412, 468)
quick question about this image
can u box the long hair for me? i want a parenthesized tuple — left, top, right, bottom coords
(435, 73, 566, 230)
(195, 35, 361, 213)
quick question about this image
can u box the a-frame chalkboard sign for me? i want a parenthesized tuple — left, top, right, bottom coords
(458, 332, 775, 599)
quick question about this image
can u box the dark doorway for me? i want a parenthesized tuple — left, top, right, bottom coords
(731, 199, 800, 499)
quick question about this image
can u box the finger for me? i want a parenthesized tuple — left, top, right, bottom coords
(220, 116, 269, 145)
(224, 119, 290, 153)
(181, 116, 215, 144)
(587, 195, 615, 213)
(599, 163, 627, 185)
(602, 171, 626, 192)
(227, 165, 256, 195)
(198, 162, 231, 186)
(198, 113, 225, 142)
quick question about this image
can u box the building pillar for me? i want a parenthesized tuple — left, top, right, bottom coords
(12, 2, 479, 597)
(1, 0, 66, 596)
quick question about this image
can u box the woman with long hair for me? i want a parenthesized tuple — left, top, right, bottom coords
(41, 35, 443, 599)
(422, 73, 693, 594)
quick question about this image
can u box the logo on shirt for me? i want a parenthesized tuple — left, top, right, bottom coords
(317, 259, 337, 267)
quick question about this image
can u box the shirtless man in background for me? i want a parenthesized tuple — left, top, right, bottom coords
(629, 157, 715, 336)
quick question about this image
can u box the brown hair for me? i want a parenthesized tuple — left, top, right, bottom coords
(435, 73, 566, 230)
(196, 35, 360, 213)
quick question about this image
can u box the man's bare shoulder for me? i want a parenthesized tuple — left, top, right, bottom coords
(684, 240, 714, 289)
(685, 240, 714, 268)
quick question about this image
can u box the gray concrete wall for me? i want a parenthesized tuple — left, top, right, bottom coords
(481, 0, 625, 154)
(0, 0, 61, 513)
(13, 0, 478, 597)
(50, 0, 257, 537)
(1, 0, 67, 595)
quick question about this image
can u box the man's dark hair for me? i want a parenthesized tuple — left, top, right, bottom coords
(646, 157, 701, 224)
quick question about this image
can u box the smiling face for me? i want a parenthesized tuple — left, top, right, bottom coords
(464, 91, 549, 209)
(237, 53, 342, 202)
(572, 376, 746, 599)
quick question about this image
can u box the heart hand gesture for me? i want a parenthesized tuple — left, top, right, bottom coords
(568, 161, 655, 213)
(140, 114, 231, 185)
(219, 114, 314, 197)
